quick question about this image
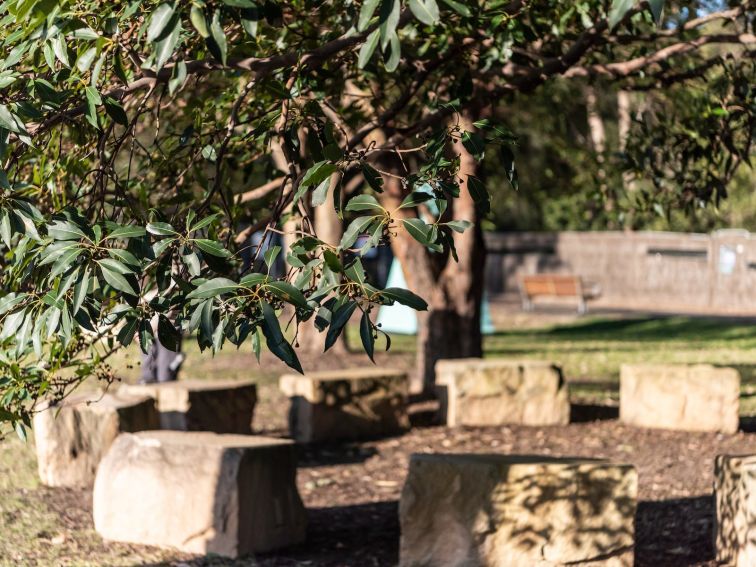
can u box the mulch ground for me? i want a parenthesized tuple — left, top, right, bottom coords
(39, 413, 756, 567)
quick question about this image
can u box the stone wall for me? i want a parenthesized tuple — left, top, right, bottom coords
(484, 230, 756, 313)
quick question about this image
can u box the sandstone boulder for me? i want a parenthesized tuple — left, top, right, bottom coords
(121, 379, 256, 433)
(715, 454, 756, 566)
(620, 364, 739, 433)
(399, 454, 637, 567)
(93, 431, 306, 557)
(33, 391, 159, 487)
(279, 368, 409, 443)
(435, 359, 570, 427)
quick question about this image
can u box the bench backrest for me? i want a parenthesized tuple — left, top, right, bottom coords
(521, 274, 582, 297)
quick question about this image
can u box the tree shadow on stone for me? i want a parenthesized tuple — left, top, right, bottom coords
(295, 441, 378, 468)
(635, 495, 713, 566)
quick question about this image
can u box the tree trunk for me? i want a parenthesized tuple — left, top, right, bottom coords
(381, 115, 485, 395)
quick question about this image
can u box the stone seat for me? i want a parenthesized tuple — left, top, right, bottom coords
(399, 453, 637, 567)
(93, 431, 306, 558)
(120, 379, 256, 434)
(279, 367, 409, 443)
(620, 364, 739, 433)
(33, 390, 158, 487)
(435, 358, 570, 427)
(715, 454, 756, 566)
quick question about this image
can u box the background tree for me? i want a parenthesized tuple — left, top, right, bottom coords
(0, 0, 752, 434)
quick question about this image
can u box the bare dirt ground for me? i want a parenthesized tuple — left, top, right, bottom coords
(24, 405, 756, 567)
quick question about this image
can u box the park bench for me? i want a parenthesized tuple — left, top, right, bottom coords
(519, 273, 600, 314)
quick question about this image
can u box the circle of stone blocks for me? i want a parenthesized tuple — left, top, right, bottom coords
(620, 364, 740, 433)
(434, 358, 570, 427)
(93, 431, 307, 558)
(120, 379, 257, 434)
(279, 368, 409, 443)
(399, 454, 637, 567)
(33, 390, 159, 488)
(715, 454, 756, 566)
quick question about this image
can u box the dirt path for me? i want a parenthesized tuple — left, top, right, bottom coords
(30, 419, 756, 566)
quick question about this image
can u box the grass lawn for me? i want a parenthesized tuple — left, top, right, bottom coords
(2, 312, 756, 565)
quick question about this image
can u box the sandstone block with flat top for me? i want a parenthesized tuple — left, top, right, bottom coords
(399, 453, 637, 567)
(33, 390, 159, 487)
(620, 364, 739, 433)
(120, 379, 256, 433)
(715, 454, 756, 566)
(279, 367, 409, 443)
(435, 358, 570, 427)
(93, 431, 306, 558)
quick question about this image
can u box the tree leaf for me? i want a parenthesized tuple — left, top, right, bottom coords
(361, 163, 384, 192)
(408, 0, 440, 26)
(302, 161, 338, 187)
(340, 216, 375, 249)
(382, 287, 428, 310)
(208, 10, 228, 66)
(648, 0, 664, 23)
(157, 315, 182, 352)
(147, 3, 176, 42)
(106, 225, 146, 240)
(47, 219, 87, 241)
(98, 260, 138, 295)
(153, 15, 181, 70)
(358, 29, 380, 69)
(187, 277, 239, 299)
(402, 217, 431, 245)
(608, 0, 635, 29)
(358, 0, 381, 31)
(194, 238, 232, 258)
(146, 221, 177, 236)
(312, 176, 332, 207)
(359, 311, 375, 362)
(190, 5, 210, 38)
(466, 174, 490, 214)
(325, 301, 357, 351)
(266, 281, 309, 310)
(345, 194, 383, 212)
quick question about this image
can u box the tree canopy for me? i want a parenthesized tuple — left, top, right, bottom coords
(0, 0, 752, 436)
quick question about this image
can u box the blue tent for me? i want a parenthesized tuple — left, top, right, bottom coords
(377, 258, 495, 334)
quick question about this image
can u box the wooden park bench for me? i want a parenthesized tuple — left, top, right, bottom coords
(519, 273, 600, 314)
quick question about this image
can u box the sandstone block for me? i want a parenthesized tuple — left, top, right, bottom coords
(620, 364, 739, 433)
(121, 379, 256, 433)
(715, 454, 756, 566)
(435, 359, 570, 427)
(400, 454, 637, 567)
(33, 391, 159, 487)
(93, 431, 306, 557)
(279, 368, 409, 443)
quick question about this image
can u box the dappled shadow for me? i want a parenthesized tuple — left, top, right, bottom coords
(400, 454, 635, 565)
(635, 495, 714, 566)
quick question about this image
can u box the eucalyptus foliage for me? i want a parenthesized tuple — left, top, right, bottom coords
(0, 0, 751, 436)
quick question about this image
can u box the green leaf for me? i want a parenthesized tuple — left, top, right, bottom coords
(358, 0, 381, 31)
(76, 46, 98, 73)
(461, 130, 485, 160)
(466, 175, 490, 214)
(98, 260, 138, 295)
(648, 0, 664, 23)
(312, 176, 332, 207)
(188, 277, 239, 299)
(385, 30, 400, 71)
(117, 317, 139, 347)
(359, 311, 375, 362)
(302, 161, 338, 188)
(190, 5, 210, 38)
(48, 220, 87, 241)
(362, 163, 384, 192)
(408, 0, 440, 26)
(194, 239, 232, 258)
(445, 220, 472, 233)
(325, 301, 357, 351)
(266, 281, 309, 310)
(260, 301, 302, 372)
(358, 29, 380, 69)
(608, 0, 635, 29)
(147, 3, 176, 41)
(345, 194, 383, 213)
(208, 10, 228, 65)
(153, 15, 181, 70)
(264, 245, 281, 269)
(379, 0, 400, 49)
(106, 225, 146, 239)
(52, 35, 69, 68)
(146, 222, 177, 236)
(402, 218, 431, 245)
(441, 0, 471, 16)
(104, 97, 128, 126)
(157, 315, 181, 351)
(340, 216, 375, 249)
(382, 287, 427, 310)
(399, 190, 433, 209)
